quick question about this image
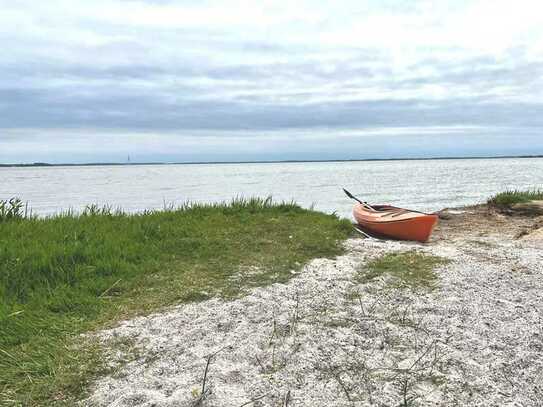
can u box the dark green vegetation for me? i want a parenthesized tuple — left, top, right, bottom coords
(0, 198, 27, 222)
(357, 251, 450, 289)
(487, 189, 543, 207)
(0, 198, 352, 405)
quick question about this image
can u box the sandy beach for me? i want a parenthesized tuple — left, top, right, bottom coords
(82, 206, 543, 406)
(4, 2, 543, 404)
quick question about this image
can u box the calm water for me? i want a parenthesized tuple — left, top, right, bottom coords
(1, 158, 542, 219)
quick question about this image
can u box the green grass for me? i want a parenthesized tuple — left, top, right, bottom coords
(487, 189, 543, 207)
(0, 198, 27, 222)
(0, 197, 352, 405)
(357, 251, 450, 289)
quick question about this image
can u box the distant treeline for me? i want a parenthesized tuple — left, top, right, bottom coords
(0, 162, 161, 167)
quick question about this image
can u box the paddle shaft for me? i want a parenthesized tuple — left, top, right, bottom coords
(343, 188, 375, 210)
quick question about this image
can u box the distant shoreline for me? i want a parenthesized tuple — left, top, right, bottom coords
(1, 154, 543, 168)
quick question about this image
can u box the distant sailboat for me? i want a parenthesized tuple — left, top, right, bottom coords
(127, 154, 131, 164)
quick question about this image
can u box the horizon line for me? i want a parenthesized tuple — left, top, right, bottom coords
(1, 154, 543, 168)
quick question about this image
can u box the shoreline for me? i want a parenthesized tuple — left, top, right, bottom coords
(2, 198, 542, 405)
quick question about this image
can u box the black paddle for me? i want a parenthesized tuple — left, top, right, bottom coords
(343, 189, 380, 239)
(342, 188, 375, 210)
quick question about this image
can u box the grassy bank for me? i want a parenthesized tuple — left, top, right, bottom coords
(487, 189, 543, 207)
(0, 198, 352, 405)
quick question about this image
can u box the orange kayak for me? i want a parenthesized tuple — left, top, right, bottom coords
(353, 203, 438, 242)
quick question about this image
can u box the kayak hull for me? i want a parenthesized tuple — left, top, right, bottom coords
(353, 204, 438, 242)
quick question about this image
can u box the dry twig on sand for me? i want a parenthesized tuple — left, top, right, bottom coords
(283, 390, 291, 406)
(191, 345, 231, 406)
(238, 393, 269, 406)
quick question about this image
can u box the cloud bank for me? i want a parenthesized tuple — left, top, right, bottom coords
(1, 0, 542, 162)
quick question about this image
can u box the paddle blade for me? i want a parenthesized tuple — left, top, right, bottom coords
(342, 188, 363, 204)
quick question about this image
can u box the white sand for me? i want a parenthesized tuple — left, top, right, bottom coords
(83, 235, 543, 406)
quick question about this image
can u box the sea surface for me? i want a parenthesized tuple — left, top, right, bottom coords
(1, 158, 543, 219)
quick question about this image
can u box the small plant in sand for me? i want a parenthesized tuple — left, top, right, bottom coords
(357, 251, 450, 289)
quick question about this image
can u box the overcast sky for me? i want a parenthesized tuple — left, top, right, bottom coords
(1, 0, 543, 163)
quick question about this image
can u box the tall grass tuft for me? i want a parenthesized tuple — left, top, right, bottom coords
(487, 189, 543, 207)
(0, 198, 28, 222)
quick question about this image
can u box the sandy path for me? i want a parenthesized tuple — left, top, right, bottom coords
(83, 233, 543, 406)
